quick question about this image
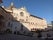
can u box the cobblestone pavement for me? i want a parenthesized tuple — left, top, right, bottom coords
(0, 34, 38, 40)
(0, 34, 53, 40)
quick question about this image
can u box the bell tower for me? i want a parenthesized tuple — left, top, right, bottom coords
(11, 2, 14, 7)
(7, 2, 14, 10)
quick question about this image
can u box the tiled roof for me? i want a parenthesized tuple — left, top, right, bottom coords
(30, 15, 43, 20)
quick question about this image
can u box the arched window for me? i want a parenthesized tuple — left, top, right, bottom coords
(20, 12, 24, 16)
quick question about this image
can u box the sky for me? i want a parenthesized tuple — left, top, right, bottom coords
(1, 0, 53, 24)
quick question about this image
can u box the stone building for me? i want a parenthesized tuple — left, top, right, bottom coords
(51, 21, 53, 27)
(0, 2, 47, 33)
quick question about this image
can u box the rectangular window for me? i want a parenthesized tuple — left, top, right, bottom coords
(8, 22, 12, 27)
(21, 24, 23, 31)
(19, 19, 24, 22)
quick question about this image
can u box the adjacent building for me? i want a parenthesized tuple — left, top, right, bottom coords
(51, 21, 53, 27)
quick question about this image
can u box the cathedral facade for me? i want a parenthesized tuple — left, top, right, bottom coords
(0, 3, 47, 33)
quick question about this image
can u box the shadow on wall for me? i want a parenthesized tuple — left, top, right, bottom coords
(0, 6, 33, 36)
